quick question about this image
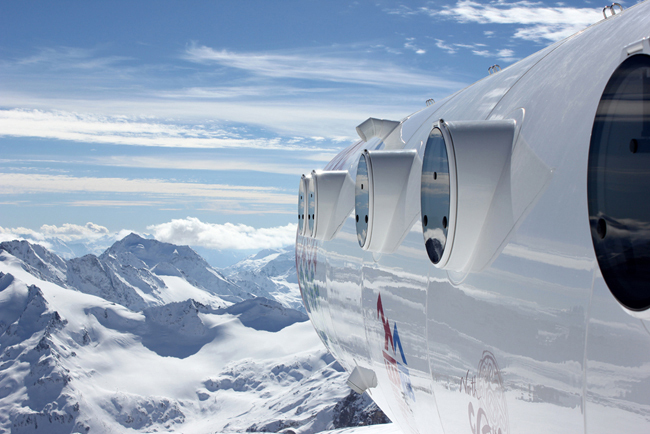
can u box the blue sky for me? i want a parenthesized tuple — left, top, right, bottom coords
(0, 0, 607, 255)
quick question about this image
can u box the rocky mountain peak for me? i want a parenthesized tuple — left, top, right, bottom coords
(102, 233, 203, 269)
(0, 240, 67, 285)
(1, 236, 245, 310)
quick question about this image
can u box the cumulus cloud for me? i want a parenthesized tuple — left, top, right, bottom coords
(1, 222, 112, 242)
(147, 217, 297, 250)
(0, 223, 135, 254)
(0, 226, 49, 247)
(40, 222, 109, 241)
(2, 218, 297, 255)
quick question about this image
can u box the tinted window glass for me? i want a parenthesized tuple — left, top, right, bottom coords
(298, 178, 306, 234)
(588, 55, 650, 311)
(308, 179, 316, 235)
(421, 127, 451, 264)
(356, 154, 370, 247)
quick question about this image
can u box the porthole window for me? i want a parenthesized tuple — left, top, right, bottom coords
(355, 153, 370, 247)
(588, 55, 650, 311)
(421, 127, 451, 264)
(308, 177, 316, 236)
(298, 176, 306, 235)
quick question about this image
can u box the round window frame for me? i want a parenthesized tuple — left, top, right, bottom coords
(587, 54, 650, 313)
(421, 122, 458, 267)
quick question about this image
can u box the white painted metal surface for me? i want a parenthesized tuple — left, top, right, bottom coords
(297, 2, 650, 433)
(311, 169, 354, 242)
(355, 149, 421, 254)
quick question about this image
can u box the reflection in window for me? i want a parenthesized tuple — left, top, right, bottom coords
(588, 55, 650, 311)
(421, 128, 451, 264)
(308, 179, 316, 235)
(298, 180, 306, 234)
(355, 154, 370, 247)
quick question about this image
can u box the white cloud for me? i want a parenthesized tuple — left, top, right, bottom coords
(2, 44, 470, 141)
(0, 222, 122, 248)
(436, 39, 516, 61)
(2, 154, 321, 177)
(0, 94, 416, 142)
(148, 217, 297, 250)
(369, 44, 403, 55)
(473, 49, 492, 57)
(2, 218, 298, 254)
(11, 46, 129, 70)
(66, 200, 165, 207)
(158, 84, 335, 100)
(404, 38, 427, 55)
(436, 39, 458, 55)
(184, 45, 462, 89)
(0, 226, 47, 243)
(306, 152, 340, 162)
(437, 0, 602, 42)
(0, 223, 145, 258)
(384, 5, 421, 16)
(0, 173, 295, 206)
(496, 48, 515, 58)
(472, 47, 516, 62)
(39, 222, 110, 241)
(0, 109, 316, 151)
(88, 156, 312, 176)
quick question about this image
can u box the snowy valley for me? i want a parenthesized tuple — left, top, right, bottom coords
(0, 235, 387, 433)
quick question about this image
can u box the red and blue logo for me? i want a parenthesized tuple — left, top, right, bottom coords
(377, 293, 415, 402)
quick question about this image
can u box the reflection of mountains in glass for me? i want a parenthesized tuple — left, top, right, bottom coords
(308, 182, 316, 234)
(355, 154, 370, 247)
(421, 128, 450, 264)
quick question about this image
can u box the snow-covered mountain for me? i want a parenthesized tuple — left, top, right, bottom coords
(0, 238, 388, 433)
(0, 234, 246, 311)
(225, 248, 303, 312)
(100, 233, 248, 303)
(0, 234, 304, 312)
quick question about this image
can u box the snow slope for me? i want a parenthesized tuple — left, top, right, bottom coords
(0, 242, 388, 433)
(225, 249, 304, 312)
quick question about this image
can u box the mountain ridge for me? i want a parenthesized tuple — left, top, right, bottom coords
(1, 233, 303, 312)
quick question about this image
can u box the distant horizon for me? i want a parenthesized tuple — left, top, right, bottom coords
(0, 225, 293, 268)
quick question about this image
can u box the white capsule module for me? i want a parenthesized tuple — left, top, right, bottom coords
(297, 5, 650, 434)
(355, 149, 422, 253)
(310, 169, 354, 241)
